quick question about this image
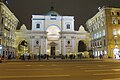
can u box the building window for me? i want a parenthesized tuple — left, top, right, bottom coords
(111, 12, 115, 15)
(103, 30, 105, 36)
(0, 39, 1, 45)
(66, 24, 70, 29)
(104, 39, 106, 46)
(36, 24, 40, 28)
(97, 41, 99, 46)
(67, 41, 70, 44)
(36, 41, 39, 45)
(113, 29, 117, 35)
(1, 17, 4, 24)
(100, 41, 102, 45)
(112, 19, 116, 24)
(118, 20, 120, 24)
(117, 12, 120, 16)
(95, 42, 97, 46)
(91, 42, 92, 47)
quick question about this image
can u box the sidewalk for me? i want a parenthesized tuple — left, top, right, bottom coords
(2, 58, 117, 62)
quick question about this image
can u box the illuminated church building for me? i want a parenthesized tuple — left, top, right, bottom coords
(15, 8, 90, 56)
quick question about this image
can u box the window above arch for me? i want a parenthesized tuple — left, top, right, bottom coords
(36, 23, 40, 28)
(66, 24, 70, 29)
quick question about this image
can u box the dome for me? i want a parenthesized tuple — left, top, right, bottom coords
(46, 11, 60, 16)
(46, 6, 60, 16)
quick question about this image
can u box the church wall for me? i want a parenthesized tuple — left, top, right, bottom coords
(44, 19, 61, 30)
(62, 16, 74, 31)
(15, 11, 90, 58)
(32, 15, 45, 31)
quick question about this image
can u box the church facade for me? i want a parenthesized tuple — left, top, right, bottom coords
(15, 10, 90, 57)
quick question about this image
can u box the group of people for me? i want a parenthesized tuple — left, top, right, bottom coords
(19, 53, 104, 60)
(19, 54, 31, 60)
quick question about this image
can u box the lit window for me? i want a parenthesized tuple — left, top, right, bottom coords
(66, 24, 70, 29)
(99, 31, 101, 38)
(103, 30, 105, 36)
(36, 24, 40, 28)
(113, 29, 117, 35)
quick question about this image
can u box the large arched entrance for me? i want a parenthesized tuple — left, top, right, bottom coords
(78, 40, 87, 52)
(18, 40, 29, 54)
(46, 25, 60, 56)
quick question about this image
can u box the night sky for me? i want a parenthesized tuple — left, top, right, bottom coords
(6, 0, 120, 30)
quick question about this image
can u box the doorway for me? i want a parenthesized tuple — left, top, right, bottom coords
(51, 47, 55, 55)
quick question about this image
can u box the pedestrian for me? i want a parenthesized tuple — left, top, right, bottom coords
(99, 54, 103, 59)
(65, 54, 68, 59)
(46, 54, 49, 60)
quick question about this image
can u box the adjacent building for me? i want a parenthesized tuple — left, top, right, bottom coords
(0, 2, 19, 58)
(86, 6, 120, 59)
(15, 8, 90, 57)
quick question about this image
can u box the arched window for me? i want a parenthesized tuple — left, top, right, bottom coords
(36, 24, 40, 28)
(117, 12, 120, 16)
(66, 24, 70, 29)
(78, 41, 86, 52)
(67, 41, 70, 44)
(36, 41, 39, 45)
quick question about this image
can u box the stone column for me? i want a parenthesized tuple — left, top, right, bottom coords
(71, 37, 75, 53)
(63, 36, 66, 55)
(45, 36, 47, 54)
(41, 36, 43, 54)
(31, 36, 35, 54)
(59, 39, 61, 54)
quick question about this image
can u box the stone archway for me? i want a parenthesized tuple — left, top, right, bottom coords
(46, 24, 60, 41)
(78, 40, 87, 52)
(18, 40, 29, 54)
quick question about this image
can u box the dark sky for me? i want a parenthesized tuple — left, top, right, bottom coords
(6, 0, 120, 30)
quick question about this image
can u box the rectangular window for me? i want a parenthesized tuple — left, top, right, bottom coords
(91, 42, 92, 47)
(36, 24, 40, 28)
(99, 31, 101, 37)
(1, 17, 4, 24)
(118, 20, 120, 24)
(50, 18, 56, 20)
(104, 39, 106, 46)
(0, 39, 1, 45)
(113, 29, 117, 35)
(100, 41, 102, 45)
(103, 30, 105, 36)
(97, 41, 99, 46)
(66, 24, 70, 29)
